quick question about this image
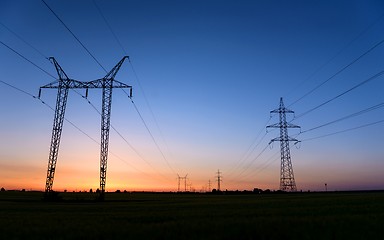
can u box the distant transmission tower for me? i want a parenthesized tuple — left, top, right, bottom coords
(40, 56, 132, 200)
(216, 170, 222, 191)
(208, 179, 211, 192)
(177, 174, 188, 192)
(267, 97, 300, 192)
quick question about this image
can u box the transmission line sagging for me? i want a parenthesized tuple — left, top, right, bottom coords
(294, 70, 384, 120)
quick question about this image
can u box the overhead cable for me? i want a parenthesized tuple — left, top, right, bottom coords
(0, 40, 55, 79)
(295, 70, 384, 119)
(289, 37, 384, 107)
(41, 0, 107, 73)
(301, 119, 384, 142)
(300, 102, 384, 134)
(286, 13, 384, 101)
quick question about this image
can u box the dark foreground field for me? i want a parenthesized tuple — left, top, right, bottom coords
(1, 191, 383, 239)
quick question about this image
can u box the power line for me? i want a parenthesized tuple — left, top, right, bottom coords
(300, 102, 384, 134)
(92, 0, 127, 55)
(227, 132, 268, 178)
(72, 90, 172, 182)
(301, 119, 384, 142)
(285, 12, 384, 100)
(289, 37, 384, 107)
(228, 143, 270, 182)
(0, 40, 55, 79)
(0, 80, 37, 99)
(91, 1, 176, 172)
(0, 21, 50, 60)
(128, 59, 176, 169)
(236, 150, 280, 182)
(295, 70, 384, 120)
(226, 116, 271, 178)
(41, 0, 107, 73)
(127, 94, 177, 175)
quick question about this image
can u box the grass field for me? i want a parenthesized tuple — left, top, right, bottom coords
(1, 191, 383, 239)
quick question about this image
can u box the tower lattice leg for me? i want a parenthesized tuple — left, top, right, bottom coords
(45, 85, 69, 193)
(99, 84, 113, 200)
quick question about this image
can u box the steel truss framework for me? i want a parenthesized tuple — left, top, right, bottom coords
(41, 56, 132, 200)
(267, 97, 300, 192)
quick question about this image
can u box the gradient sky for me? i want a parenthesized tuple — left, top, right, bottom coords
(1, 0, 384, 192)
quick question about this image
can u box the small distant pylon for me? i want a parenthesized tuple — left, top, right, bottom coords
(177, 174, 188, 192)
(267, 97, 300, 192)
(216, 170, 222, 191)
(208, 179, 211, 192)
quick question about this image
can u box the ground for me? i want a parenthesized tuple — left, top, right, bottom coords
(0, 191, 383, 239)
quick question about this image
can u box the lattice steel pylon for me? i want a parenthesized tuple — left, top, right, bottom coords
(40, 56, 132, 200)
(267, 97, 300, 192)
(86, 56, 132, 200)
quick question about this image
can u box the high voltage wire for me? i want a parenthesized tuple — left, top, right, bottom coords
(71, 90, 173, 182)
(0, 40, 55, 79)
(41, 0, 107, 73)
(225, 115, 273, 179)
(285, 12, 384, 100)
(92, 0, 128, 55)
(288, 36, 384, 107)
(300, 102, 384, 134)
(123, 90, 177, 175)
(235, 150, 280, 183)
(301, 119, 384, 142)
(294, 70, 384, 120)
(128, 59, 176, 169)
(0, 21, 50, 61)
(42, 0, 177, 176)
(92, 0, 176, 172)
(0, 80, 38, 99)
(226, 132, 268, 178)
(227, 143, 270, 182)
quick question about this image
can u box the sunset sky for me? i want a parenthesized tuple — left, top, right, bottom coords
(1, 0, 384, 192)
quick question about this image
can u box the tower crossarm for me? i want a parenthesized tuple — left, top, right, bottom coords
(267, 122, 300, 129)
(269, 136, 299, 144)
(40, 79, 89, 89)
(86, 78, 132, 89)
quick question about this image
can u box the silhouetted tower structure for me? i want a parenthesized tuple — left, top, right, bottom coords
(177, 174, 188, 192)
(208, 179, 211, 192)
(40, 56, 132, 200)
(267, 97, 299, 192)
(216, 169, 222, 191)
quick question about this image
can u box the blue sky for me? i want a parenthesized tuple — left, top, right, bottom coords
(1, 0, 384, 192)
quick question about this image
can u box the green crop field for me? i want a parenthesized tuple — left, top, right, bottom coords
(1, 191, 383, 239)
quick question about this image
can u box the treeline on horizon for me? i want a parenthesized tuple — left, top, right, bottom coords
(2, 186, 383, 194)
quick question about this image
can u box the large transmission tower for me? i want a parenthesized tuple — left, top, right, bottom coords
(40, 56, 132, 200)
(267, 97, 300, 192)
